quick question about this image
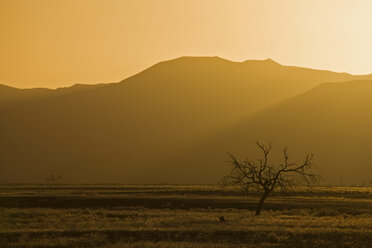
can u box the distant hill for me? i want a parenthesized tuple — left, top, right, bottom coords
(0, 83, 106, 108)
(0, 84, 49, 107)
(0, 57, 371, 184)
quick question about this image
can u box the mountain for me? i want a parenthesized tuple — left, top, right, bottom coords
(0, 57, 371, 183)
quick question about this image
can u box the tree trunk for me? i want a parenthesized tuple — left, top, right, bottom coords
(255, 191, 270, 216)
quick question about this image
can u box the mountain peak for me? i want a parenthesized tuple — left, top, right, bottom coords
(168, 56, 232, 64)
(243, 58, 281, 66)
(264, 58, 281, 65)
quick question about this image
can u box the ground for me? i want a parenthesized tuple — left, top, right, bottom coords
(1, 185, 371, 248)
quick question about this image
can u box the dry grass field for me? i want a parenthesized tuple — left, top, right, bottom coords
(1, 185, 371, 248)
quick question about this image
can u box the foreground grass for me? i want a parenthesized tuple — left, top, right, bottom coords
(0, 185, 371, 247)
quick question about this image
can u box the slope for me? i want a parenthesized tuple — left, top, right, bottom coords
(174, 80, 372, 185)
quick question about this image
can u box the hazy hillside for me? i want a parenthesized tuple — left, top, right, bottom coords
(173, 80, 372, 185)
(0, 57, 371, 183)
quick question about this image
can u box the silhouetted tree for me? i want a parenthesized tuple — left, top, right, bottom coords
(46, 174, 62, 185)
(220, 141, 320, 216)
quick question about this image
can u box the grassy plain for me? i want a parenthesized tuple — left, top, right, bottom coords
(0, 185, 371, 247)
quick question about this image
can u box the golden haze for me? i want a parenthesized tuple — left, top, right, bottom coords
(1, 0, 372, 88)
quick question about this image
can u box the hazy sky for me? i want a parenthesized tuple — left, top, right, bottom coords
(1, 0, 372, 88)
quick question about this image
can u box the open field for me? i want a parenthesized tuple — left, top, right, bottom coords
(1, 185, 371, 248)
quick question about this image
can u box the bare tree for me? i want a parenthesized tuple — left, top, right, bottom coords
(46, 174, 62, 185)
(220, 141, 320, 216)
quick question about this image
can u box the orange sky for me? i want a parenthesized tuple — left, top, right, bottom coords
(1, 0, 372, 89)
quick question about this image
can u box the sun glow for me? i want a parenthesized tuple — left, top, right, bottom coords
(1, 0, 372, 88)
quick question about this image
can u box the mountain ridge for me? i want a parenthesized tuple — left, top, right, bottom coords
(1, 57, 372, 184)
(3, 56, 372, 92)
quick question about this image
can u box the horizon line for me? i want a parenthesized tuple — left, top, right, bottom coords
(2, 56, 372, 90)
